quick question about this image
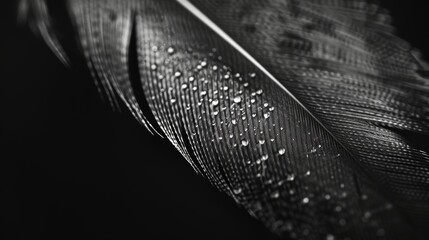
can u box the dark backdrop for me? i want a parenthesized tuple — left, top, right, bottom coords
(1, 1, 428, 240)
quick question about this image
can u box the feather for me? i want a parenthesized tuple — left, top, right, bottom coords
(21, 0, 429, 239)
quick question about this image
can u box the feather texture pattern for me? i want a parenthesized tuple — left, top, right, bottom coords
(21, 0, 429, 239)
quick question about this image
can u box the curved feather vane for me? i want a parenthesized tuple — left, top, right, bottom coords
(21, 0, 429, 239)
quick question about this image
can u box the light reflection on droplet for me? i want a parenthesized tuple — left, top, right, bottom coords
(264, 112, 270, 119)
(167, 46, 175, 55)
(174, 71, 182, 78)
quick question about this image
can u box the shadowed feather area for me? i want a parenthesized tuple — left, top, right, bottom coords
(20, 0, 429, 239)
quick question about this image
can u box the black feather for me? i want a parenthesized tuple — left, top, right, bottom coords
(20, 0, 429, 239)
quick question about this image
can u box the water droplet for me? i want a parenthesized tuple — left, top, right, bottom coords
(200, 91, 207, 96)
(167, 46, 175, 55)
(270, 191, 280, 199)
(261, 154, 269, 161)
(181, 84, 188, 90)
(287, 174, 295, 181)
(241, 139, 249, 147)
(325, 194, 331, 200)
(256, 89, 263, 95)
(305, 170, 311, 176)
(233, 188, 242, 194)
(212, 65, 218, 71)
(302, 197, 310, 204)
(278, 148, 286, 155)
(174, 71, 182, 78)
(264, 112, 270, 119)
(212, 99, 219, 106)
(170, 98, 177, 104)
(200, 60, 207, 67)
(233, 96, 242, 103)
(224, 74, 230, 80)
(243, 82, 249, 87)
(258, 139, 265, 144)
(269, 106, 275, 111)
(151, 46, 159, 52)
(231, 119, 237, 125)
(189, 76, 195, 82)
(249, 72, 256, 78)
(150, 63, 157, 70)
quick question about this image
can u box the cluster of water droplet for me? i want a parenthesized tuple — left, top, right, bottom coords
(144, 43, 394, 240)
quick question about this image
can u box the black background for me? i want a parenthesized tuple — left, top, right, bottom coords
(1, 1, 428, 239)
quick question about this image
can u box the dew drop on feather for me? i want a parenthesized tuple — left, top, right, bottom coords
(287, 174, 295, 181)
(167, 46, 175, 55)
(233, 96, 242, 103)
(302, 197, 310, 204)
(174, 71, 182, 78)
(212, 99, 219, 106)
(264, 112, 270, 119)
(270, 191, 280, 199)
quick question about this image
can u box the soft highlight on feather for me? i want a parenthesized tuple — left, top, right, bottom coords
(21, 0, 429, 239)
